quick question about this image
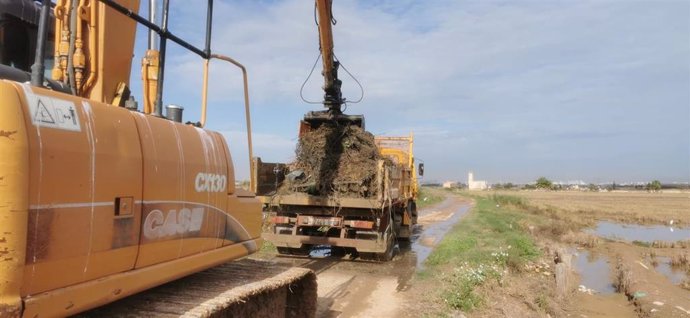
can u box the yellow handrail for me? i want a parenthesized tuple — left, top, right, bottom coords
(200, 54, 254, 191)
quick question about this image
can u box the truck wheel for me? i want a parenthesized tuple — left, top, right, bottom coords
(276, 245, 312, 256)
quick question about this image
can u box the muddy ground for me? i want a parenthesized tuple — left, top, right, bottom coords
(82, 190, 689, 317)
(256, 190, 690, 318)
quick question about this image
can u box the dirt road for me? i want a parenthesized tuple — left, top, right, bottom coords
(257, 195, 473, 318)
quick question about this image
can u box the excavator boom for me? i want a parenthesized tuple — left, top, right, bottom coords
(315, 0, 340, 110)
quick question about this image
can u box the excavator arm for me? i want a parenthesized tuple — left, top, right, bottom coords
(315, 0, 342, 112)
(302, 0, 364, 130)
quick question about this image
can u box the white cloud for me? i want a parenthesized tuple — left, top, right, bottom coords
(219, 130, 297, 180)
(134, 0, 689, 183)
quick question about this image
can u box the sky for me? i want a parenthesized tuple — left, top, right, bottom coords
(127, 0, 689, 184)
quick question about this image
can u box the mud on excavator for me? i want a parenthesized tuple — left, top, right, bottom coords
(0, 1, 315, 317)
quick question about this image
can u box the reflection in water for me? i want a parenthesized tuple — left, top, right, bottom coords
(589, 221, 690, 243)
(573, 250, 616, 295)
(653, 256, 688, 285)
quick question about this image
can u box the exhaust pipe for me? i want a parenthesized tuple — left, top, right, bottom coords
(166, 104, 184, 123)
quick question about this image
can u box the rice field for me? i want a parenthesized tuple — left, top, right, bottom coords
(493, 190, 690, 225)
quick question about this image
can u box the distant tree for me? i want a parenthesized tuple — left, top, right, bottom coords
(646, 180, 662, 192)
(535, 177, 553, 189)
(504, 182, 515, 189)
(523, 184, 536, 190)
(587, 183, 599, 192)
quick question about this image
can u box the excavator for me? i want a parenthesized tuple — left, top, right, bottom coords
(0, 0, 315, 317)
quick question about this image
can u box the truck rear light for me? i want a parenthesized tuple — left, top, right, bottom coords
(297, 216, 342, 227)
(344, 220, 374, 229)
(272, 216, 291, 224)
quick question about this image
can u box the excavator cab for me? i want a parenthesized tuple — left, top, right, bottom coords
(0, 0, 58, 85)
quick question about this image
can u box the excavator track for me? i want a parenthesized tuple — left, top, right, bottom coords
(76, 259, 317, 318)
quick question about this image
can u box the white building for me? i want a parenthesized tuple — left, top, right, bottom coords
(468, 171, 487, 190)
(443, 181, 457, 188)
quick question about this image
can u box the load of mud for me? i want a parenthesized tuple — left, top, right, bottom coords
(284, 123, 386, 198)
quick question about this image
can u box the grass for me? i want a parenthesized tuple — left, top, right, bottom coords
(670, 252, 689, 270)
(614, 257, 633, 296)
(260, 240, 277, 253)
(422, 194, 540, 313)
(418, 186, 446, 209)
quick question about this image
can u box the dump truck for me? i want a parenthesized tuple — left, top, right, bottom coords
(252, 0, 421, 261)
(253, 133, 421, 261)
(0, 1, 315, 317)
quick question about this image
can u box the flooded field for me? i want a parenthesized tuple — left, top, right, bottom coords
(573, 250, 615, 294)
(589, 221, 690, 243)
(497, 190, 690, 225)
(653, 256, 688, 285)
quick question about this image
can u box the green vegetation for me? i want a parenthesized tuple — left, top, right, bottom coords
(493, 182, 516, 190)
(418, 186, 445, 209)
(423, 194, 540, 313)
(490, 193, 527, 208)
(260, 240, 277, 253)
(535, 177, 553, 189)
(646, 180, 662, 192)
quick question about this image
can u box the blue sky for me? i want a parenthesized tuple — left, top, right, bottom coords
(128, 0, 689, 184)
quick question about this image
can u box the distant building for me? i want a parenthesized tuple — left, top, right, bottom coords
(443, 181, 457, 188)
(468, 171, 487, 190)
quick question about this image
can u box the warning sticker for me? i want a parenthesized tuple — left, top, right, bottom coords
(21, 84, 81, 132)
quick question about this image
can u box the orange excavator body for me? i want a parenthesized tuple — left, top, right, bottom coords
(0, 1, 264, 317)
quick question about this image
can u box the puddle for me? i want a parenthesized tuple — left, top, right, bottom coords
(589, 221, 690, 243)
(309, 245, 330, 258)
(411, 201, 471, 270)
(573, 250, 616, 295)
(652, 256, 688, 285)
